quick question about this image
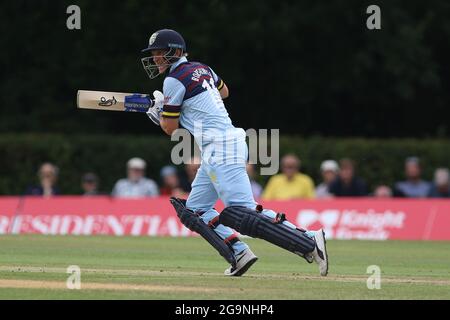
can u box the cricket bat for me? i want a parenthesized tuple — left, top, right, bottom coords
(77, 90, 152, 113)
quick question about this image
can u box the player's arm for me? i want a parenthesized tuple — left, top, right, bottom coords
(218, 80, 229, 99)
(160, 77, 185, 136)
(160, 116, 179, 135)
(209, 67, 229, 99)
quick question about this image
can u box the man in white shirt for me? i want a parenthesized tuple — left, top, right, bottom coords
(315, 160, 339, 198)
(112, 157, 159, 198)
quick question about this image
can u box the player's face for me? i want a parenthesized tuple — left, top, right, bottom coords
(151, 49, 169, 74)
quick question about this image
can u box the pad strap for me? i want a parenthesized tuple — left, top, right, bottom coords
(273, 213, 286, 224)
(197, 212, 240, 249)
(170, 198, 237, 268)
(219, 206, 316, 260)
(207, 216, 220, 229)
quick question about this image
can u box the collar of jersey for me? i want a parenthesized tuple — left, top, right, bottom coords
(169, 56, 188, 73)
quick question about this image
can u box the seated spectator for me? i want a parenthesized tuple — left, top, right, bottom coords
(25, 162, 60, 197)
(159, 165, 186, 198)
(315, 160, 339, 198)
(428, 168, 450, 198)
(373, 185, 393, 198)
(81, 172, 100, 196)
(329, 158, 368, 197)
(111, 157, 159, 198)
(262, 154, 315, 200)
(394, 157, 431, 197)
(179, 156, 201, 193)
(246, 163, 263, 199)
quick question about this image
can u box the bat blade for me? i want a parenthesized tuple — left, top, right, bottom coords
(77, 90, 151, 112)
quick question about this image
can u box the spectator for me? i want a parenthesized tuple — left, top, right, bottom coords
(315, 160, 339, 198)
(262, 154, 315, 200)
(428, 168, 450, 198)
(246, 163, 263, 199)
(81, 172, 100, 196)
(394, 157, 431, 198)
(25, 162, 60, 197)
(111, 157, 159, 198)
(179, 156, 201, 193)
(159, 165, 186, 197)
(329, 158, 368, 197)
(374, 185, 393, 198)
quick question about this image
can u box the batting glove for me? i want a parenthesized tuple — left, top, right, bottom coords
(146, 90, 164, 126)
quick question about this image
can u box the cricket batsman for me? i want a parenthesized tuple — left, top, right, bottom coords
(141, 29, 328, 276)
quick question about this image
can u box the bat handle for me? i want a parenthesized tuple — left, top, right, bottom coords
(124, 94, 153, 112)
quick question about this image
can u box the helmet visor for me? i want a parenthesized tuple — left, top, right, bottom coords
(141, 48, 182, 79)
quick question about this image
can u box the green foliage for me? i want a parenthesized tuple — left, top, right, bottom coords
(276, 136, 450, 189)
(0, 134, 175, 195)
(0, 1, 449, 137)
(1, 134, 449, 195)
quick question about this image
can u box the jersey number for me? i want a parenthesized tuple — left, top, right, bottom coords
(202, 78, 226, 111)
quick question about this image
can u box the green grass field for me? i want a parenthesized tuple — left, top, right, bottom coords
(0, 235, 449, 299)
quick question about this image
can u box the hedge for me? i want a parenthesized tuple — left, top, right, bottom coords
(1, 134, 449, 195)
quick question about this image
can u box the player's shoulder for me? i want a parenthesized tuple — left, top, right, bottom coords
(188, 60, 210, 68)
(167, 61, 212, 79)
(165, 61, 215, 93)
(163, 75, 183, 87)
(192, 61, 214, 74)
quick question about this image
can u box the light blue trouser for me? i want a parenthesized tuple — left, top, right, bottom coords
(187, 158, 253, 255)
(186, 129, 306, 257)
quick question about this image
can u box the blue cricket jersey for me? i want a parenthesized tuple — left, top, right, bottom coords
(162, 57, 239, 148)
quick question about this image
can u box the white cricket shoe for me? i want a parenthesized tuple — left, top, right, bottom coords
(224, 248, 258, 277)
(311, 229, 329, 276)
